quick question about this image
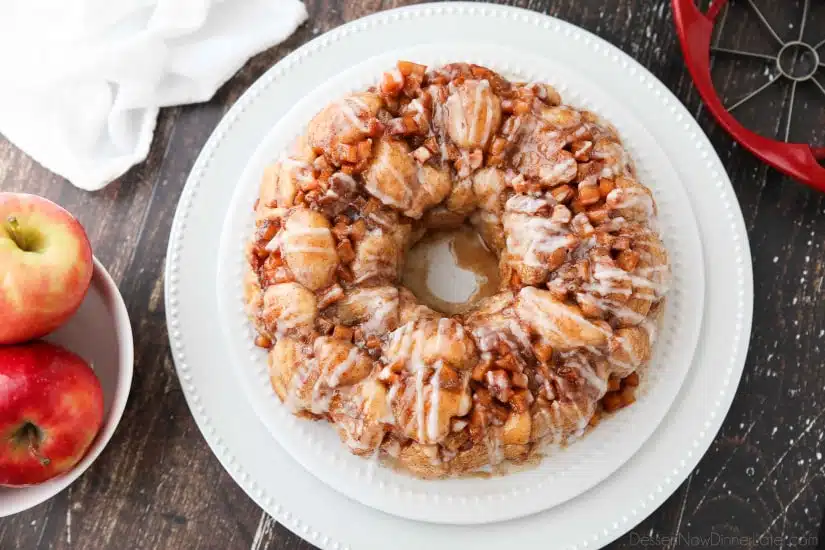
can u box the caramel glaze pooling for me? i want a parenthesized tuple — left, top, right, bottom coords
(244, 61, 671, 478)
(402, 226, 501, 316)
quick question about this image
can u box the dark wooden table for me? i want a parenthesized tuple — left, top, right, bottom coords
(2, 1, 825, 549)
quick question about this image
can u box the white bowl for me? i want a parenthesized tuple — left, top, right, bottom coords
(0, 257, 133, 517)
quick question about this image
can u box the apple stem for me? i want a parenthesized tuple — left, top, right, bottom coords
(5, 216, 27, 251)
(24, 424, 50, 467)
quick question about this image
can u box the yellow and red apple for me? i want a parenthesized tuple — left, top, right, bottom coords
(0, 341, 104, 486)
(0, 193, 93, 344)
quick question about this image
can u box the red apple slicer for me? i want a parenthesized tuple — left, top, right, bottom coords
(672, 0, 825, 192)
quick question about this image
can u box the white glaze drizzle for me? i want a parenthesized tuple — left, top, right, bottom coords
(504, 213, 575, 268)
(446, 84, 468, 140)
(328, 346, 360, 388)
(414, 367, 427, 442)
(563, 351, 608, 395)
(281, 226, 335, 255)
(468, 79, 495, 146)
(358, 287, 399, 335)
(538, 155, 577, 184)
(606, 186, 654, 218)
(337, 97, 370, 132)
(427, 361, 443, 442)
(365, 153, 413, 210)
(517, 287, 610, 347)
(274, 300, 315, 334)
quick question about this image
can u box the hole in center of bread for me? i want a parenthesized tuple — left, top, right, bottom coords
(402, 225, 500, 316)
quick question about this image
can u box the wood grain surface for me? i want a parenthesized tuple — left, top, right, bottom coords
(1, 1, 824, 549)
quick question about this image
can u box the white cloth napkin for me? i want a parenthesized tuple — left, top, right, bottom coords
(0, 0, 307, 190)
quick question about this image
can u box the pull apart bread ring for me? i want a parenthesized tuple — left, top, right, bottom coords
(244, 61, 670, 478)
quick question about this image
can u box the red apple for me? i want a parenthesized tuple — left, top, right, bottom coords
(0, 341, 104, 486)
(0, 193, 93, 344)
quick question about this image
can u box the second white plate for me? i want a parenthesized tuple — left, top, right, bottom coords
(167, 4, 752, 548)
(216, 43, 705, 524)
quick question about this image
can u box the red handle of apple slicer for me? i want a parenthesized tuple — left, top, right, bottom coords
(672, 0, 825, 192)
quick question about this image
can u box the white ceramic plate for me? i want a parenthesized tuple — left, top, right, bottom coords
(215, 43, 705, 525)
(166, 3, 752, 548)
(0, 258, 134, 517)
